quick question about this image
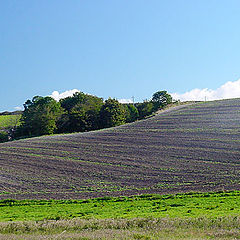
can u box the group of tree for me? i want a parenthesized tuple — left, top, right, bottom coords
(8, 90, 173, 140)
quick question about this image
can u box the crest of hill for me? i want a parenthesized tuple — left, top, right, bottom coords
(0, 111, 22, 116)
(0, 98, 239, 199)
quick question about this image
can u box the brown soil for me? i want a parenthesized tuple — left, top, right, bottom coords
(0, 99, 239, 199)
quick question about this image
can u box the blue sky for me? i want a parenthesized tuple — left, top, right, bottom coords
(1, 0, 240, 111)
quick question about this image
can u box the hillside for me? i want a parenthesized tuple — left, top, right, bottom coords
(0, 114, 21, 130)
(0, 99, 240, 199)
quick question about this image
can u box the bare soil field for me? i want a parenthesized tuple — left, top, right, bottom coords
(0, 99, 239, 199)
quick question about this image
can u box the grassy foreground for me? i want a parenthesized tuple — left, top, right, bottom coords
(0, 217, 239, 239)
(1, 191, 239, 222)
(0, 191, 239, 239)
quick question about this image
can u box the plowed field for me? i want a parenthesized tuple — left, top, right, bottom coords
(0, 99, 240, 199)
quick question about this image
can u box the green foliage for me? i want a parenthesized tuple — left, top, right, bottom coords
(152, 90, 172, 110)
(18, 96, 63, 137)
(0, 131, 8, 143)
(124, 104, 139, 123)
(132, 91, 173, 120)
(100, 98, 126, 128)
(136, 101, 154, 119)
(58, 92, 104, 133)
(13, 90, 173, 139)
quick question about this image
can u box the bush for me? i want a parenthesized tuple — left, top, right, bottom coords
(136, 101, 154, 119)
(99, 98, 126, 128)
(0, 131, 8, 143)
(124, 104, 139, 123)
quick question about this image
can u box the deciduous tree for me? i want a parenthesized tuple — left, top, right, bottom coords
(58, 92, 103, 133)
(18, 96, 63, 136)
(152, 91, 172, 110)
(100, 98, 126, 128)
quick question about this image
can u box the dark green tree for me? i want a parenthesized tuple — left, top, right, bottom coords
(124, 104, 139, 123)
(136, 101, 154, 119)
(18, 96, 63, 137)
(0, 131, 8, 143)
(152, 90, 172, 110)
(99, 98, 126, 128)
(58, 92, 103, 133)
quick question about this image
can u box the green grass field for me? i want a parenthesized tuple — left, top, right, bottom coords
(1, 191, 239, 222)
(0, 115, 21, 129)
(0, 191, 239, 239)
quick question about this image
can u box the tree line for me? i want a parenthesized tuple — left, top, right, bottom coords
(1, 90, 173, 141)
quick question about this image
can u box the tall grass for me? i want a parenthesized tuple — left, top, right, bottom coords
(1, 216, 240, 233)
(0, 217, 239, 239)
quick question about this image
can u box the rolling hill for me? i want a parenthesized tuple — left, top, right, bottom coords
(0, 114, 21, 130)
(0, 99, 240, 199)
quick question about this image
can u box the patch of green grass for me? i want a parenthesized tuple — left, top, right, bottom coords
(0, 115, 21, 129)
(0, 192, 11, 195)
(0, 191, 239, 222)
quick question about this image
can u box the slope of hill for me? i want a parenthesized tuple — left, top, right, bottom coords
(0, 114, 21, 130)
(0, 99, 240, 199)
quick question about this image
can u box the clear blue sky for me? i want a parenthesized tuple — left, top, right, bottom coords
(1, 0, 240, 111)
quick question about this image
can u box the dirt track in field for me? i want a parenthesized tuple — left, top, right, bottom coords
(0, 99, 240, 199)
